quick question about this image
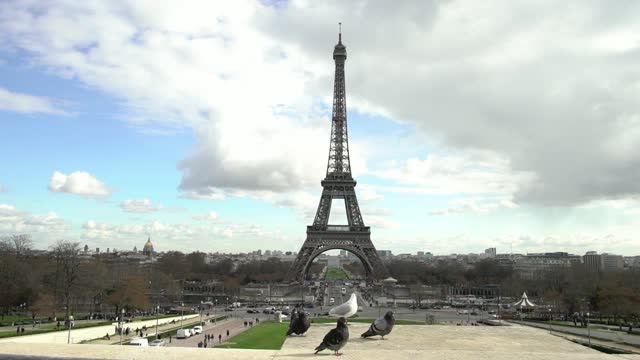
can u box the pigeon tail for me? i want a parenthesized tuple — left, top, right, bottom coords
(361, 328, 376, 338)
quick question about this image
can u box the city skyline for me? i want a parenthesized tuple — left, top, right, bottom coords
(1, 1, 640, 256)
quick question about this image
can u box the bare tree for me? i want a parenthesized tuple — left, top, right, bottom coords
(50, 240, 81, 342)
(12, 234, 33, 257)
(0, 234, 33, 256)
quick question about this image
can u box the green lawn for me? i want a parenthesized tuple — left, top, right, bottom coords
(311, 317, 423, 325)
(325, 268, 349, 279)
(219, 321, 288, 350)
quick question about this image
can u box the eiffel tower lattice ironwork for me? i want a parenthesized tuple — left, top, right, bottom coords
(287, 25, 389, 282)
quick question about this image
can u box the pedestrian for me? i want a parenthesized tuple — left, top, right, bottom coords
(204, 340, 207, 348)
(169, 335, 172, 343)
(16, 326, 19, 334)
(256, 317, 259, 324)
(198, 341, 203, 348)
(243, 321, 247, 327)
(21, 327, 24, 334)
(218, 334, 222, 344)
(226, 329, 229, 337)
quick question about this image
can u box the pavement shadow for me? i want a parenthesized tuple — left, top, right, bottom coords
(275, 354, 340, 358)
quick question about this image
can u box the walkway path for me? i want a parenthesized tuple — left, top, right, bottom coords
(0, 314, 198, 344)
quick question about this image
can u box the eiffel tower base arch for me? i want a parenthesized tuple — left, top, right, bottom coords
(287, 229, 389, 283)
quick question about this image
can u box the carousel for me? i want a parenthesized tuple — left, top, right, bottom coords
(513, 292, 536, 314)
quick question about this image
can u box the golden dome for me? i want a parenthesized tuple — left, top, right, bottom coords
(143, 237, 154, 253)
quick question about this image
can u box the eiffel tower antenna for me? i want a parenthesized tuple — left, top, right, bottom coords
(287, 25, 389, 283)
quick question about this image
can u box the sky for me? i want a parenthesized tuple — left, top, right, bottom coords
(0, 0, 639, 256)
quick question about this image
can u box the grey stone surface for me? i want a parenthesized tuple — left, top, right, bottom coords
(0, 323, 635, 359)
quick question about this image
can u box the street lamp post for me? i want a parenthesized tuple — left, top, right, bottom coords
(63, 306, 71, 344)
(180, 303, 184, 329)
(214, 299, 218, 324)
(200, 301, 203, 326)
(155, 305, 160, 340)
(548, 308, 552, 334)
(119, 308, 124, 345)
(586, 312, 591, 347)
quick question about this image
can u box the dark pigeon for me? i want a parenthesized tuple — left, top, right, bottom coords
(287, 310, 311, 336)
(361, 311, 395, 339)
(314, 317, 349, 356)
(286, 308, 299, 335)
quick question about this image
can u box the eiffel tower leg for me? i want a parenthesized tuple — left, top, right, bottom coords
(286, 244, 315, 282)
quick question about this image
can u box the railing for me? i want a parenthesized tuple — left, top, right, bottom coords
(326, 225, 350, 231)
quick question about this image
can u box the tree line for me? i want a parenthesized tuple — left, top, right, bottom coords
(387, 258, 640, 322)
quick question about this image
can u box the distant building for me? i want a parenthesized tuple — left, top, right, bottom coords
(484, 247, 497, 257)
(327, 256, 340, 268)
(133, 246, 138, 253)
(584, 252, 601, 272)
(513, 252, 580, 279)
(83, 244, 89, 253)
(377, 250, 392, 258)
(417, 251, 425, 257)
(95, 247, 100, 254)
(601, 253, 624, 272)
(583, 252, 623, 272)
(142, 237, 154, 257)
(339, 250, 347, 257)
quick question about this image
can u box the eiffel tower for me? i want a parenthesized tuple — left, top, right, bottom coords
(287, 25, 389, 282)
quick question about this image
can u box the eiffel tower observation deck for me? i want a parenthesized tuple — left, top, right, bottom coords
(287, 25, 389, 282)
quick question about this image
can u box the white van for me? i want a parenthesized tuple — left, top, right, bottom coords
(176, 329, 191, 339)
(127, 338, 149, 346)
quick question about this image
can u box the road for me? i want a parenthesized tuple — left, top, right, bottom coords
(167, 318, 249, 348)
(313, 284, 487, 325)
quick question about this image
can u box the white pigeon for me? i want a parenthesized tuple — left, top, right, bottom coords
(329, 293, 358, 318)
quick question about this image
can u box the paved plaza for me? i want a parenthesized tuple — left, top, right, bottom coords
(1, 323, 639, 359)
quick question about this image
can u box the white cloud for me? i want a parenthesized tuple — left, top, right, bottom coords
(430, 198, 518, 216)
(192, 211, 220, 222)
(0, 203, 69, 235)
(0, 86, 66, 114)
(372, 151, 534, 196)
(48, 171, 111, 198)
(120, 199, 160, 213)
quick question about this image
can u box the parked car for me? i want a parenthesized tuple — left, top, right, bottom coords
(149, 339, 166, 347)
(176, 329, 191, 339)
(127, 338, 149, 346)
(192, 326, 203, 334)
(247, 309, 256, 314)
